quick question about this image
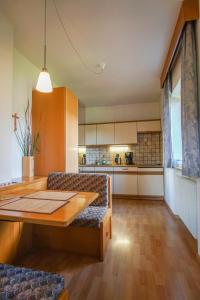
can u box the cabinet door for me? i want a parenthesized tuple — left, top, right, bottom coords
(78, 125, 85, 146)
(97, 123, 114, 145)
(113, 174, 138, 195)
(137, 120, 161, 132)
(114, 122, 137, 144)
(138, 175, 163, 196)
(85, 125, 97, 145)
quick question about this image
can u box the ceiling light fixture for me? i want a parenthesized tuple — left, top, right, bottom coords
(36, 0, 53, 93)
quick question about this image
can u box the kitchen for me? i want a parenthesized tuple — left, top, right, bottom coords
(78, 119, 164, 198)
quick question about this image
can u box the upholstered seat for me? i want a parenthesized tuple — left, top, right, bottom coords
(71, 206, 107, 228)
(47, 173, 108, 207)
(0, 264, 64, 300)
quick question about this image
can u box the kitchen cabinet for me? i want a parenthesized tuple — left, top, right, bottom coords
(137, 120, 161, 132)
(85, 124, 97, 145)
(113, 173, 138, 195)
(138, 168, 163, 196)
(114, 122, 137, 144)
(78, 125, 85, 146)
(97, 123, 114, 145)
(79, 165, 164, 198)
(113, 167, 138, 195)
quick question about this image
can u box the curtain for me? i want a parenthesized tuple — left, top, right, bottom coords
(163, 75, 172, 168)
(181, 22, 200, 177)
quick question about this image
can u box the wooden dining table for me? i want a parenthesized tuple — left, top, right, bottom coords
(0, 188, 99, 227)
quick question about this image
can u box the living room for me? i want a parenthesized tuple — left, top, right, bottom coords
(0, 0, 200, 299)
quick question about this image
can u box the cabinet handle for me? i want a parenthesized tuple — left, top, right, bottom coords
(121, 168, 128, 171)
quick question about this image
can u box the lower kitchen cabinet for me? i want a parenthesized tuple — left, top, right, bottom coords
(113, 174, 138, 195)
(79, 166, 164, 197)
(138, 174, 163, 196)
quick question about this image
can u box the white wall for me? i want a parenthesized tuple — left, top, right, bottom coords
(11, 49, 42, 178)
(0, 13, 58, 180)
(0, 12, 13, 183)
(164, 7, 200, 246)
(164, 169, 197, 238)
(79, 101, 161, 124)
(0, 13, 41, 181)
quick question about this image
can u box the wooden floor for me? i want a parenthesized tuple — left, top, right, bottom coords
(17, 199, 200, 300)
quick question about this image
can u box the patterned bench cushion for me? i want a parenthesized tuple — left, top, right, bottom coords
(71, 206, 107, 228)
(0, 264, 64, 300)
(47, 173, 108, 207)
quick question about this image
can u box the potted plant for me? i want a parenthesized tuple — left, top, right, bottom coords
(15, 101, 40, 177)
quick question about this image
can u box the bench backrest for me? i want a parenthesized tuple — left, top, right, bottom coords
(47, 173, 109, 207)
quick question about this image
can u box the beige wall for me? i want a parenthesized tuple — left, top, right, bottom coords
(79, 101, 161, 124)
(0, 12, 13, 183)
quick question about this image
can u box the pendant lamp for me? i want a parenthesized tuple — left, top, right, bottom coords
(36, 0, 53, 93)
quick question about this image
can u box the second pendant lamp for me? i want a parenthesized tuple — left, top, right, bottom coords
(36, 0, 53, 93)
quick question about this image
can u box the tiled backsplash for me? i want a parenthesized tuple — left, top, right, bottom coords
(79, 133, 162, 166)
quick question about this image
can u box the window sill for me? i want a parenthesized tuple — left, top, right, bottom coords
(174, 168, 197, 182)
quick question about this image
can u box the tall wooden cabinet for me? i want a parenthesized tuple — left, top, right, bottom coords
(32, 87, 78, 176)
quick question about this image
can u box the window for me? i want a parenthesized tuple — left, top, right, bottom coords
(170, 79, 182, 168)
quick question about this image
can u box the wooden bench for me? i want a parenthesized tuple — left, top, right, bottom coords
(32, 173, 112, 261)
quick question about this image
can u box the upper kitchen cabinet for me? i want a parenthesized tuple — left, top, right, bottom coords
(78, 125, 85, 146)
(137, 120, 161, 132)
(114, 122, 137, 144)
(97, 123, 114, 145)
(85, 124, 97, 145)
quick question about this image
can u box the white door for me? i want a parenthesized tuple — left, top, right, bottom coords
(97, 123, 114, 145)
(78, 125, 85, 146)
(113, 174, 138, 195)
(85, 124, 97, 145)
(137, 120, 161, 132)
(138, 175, 164, 196)
(114, 122, 137, 144)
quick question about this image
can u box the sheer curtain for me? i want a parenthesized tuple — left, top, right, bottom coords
(163, 75, 172, 168)
(181, 22, 200, 177)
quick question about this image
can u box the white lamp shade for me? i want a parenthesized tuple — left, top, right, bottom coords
(36, 70, 53, 93)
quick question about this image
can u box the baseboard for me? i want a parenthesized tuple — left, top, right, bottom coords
(113, 194, 164, 201)
(164, 198, 179, 219)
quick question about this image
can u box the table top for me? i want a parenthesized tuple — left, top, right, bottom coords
(0, 189, 99, 227)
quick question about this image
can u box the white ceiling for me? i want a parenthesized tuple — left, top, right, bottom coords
(0, 0, 181, 107)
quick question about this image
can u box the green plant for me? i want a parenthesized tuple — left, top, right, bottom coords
(15, 101, 40, 156)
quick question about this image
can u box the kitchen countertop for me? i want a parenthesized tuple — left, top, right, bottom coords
(79, 164, 163, 168)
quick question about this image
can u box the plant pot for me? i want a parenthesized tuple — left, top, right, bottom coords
(22, 156, 34, 178)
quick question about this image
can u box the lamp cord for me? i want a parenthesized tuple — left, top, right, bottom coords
(52, 0, 104, 75)
(44, 0, 47, 70)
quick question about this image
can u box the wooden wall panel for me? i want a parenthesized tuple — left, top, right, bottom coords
(65, 89, 78, 173)
(32, 87, 78, 176)
(32, 88, 66, 176)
